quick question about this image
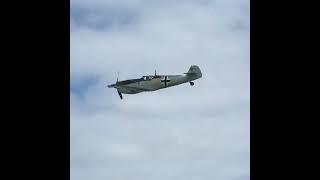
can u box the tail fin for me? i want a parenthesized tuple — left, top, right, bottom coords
(185, 65, 202, 78)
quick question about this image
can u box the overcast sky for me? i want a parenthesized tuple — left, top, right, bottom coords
(70, 0, 250, 179)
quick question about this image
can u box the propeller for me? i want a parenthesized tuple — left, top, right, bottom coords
(117, 71, 119, 82)
(117, 89, 123, 99)
(107, 71, 119, 88)
(107, 71, 123, 99)
(116, 71, 123, 99)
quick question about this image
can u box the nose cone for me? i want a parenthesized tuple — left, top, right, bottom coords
(108, 84, 116, 88)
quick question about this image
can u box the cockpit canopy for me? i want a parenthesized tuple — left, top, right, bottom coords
(141, 76, 154, 81)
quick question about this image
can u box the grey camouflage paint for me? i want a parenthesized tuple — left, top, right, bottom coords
(108, 65, 202, 98)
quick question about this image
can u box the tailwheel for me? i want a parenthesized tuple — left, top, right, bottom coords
(190, 81, 194, 86)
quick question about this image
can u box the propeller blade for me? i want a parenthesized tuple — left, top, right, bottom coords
(117, 89, 123, 99)
(117, 71, 119, 82)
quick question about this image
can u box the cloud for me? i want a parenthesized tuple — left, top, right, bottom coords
(71, 0, 250, 180)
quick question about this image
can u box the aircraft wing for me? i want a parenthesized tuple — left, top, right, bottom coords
(109, 84, 153, 91)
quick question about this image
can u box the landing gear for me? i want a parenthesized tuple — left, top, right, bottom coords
(190, 81, 194, 86)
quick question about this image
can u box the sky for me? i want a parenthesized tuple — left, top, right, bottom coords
(70, 0, 250, 180)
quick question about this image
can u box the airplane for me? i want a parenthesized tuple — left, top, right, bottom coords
(108, 65, 202, 99)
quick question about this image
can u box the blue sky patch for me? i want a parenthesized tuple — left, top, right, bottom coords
(71, 75, 100, 99)
(71, 6, 139, 29)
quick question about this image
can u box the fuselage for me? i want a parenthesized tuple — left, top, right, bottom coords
(108, 65, 202, 99)
(114, 74, 200, 94)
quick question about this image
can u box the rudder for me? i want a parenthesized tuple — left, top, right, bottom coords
(185, 65, 202, 78)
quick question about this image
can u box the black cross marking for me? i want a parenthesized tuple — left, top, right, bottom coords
(161, 76, 170, 87)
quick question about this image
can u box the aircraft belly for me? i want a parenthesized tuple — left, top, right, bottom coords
(117, 84, 143, 94)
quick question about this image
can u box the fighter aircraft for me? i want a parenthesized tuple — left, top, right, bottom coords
(108, 65, 202, 99)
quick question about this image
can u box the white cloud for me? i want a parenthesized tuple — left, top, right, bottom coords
(71, 0, 250, 179)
